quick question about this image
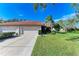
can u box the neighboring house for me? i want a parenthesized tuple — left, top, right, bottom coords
(0, 21, 42, 35)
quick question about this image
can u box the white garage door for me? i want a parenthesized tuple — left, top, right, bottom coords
(22, 26, 41, 35)
(24, 30, 38, 36)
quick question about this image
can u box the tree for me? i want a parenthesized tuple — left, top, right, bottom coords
(45, 15, 54, 30)
(33, 3, 47, 11)
(57, 18, 77, 31)
(7, 18, 19, 22)
(71, 4, 79, 23)
(45, 15, 54, 23)
(71, 3, 79, 13)
(68, 19, 75, 27)
(57, 20, 64, 28)
(40, 3, 47, 10)
(54, 23, 60, 31)
(33, 3, 39, 11)
(33, 3, 55, 11)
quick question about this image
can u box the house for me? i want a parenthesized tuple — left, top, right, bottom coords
(0, 21, 43, 35)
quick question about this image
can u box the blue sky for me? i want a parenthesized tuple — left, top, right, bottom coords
(0, 3, 75, 22)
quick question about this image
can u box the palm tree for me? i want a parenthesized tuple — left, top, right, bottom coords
(33, 3, 56, 31)
(33, 3, 47, 11)
(33, 3, 39, 11)
(45, 15, 54, 30)
(33, 3, 55, 11)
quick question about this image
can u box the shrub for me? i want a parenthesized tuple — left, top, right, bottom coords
(66, 28, 75, 32)
(0, 32, 15, 39)
(54, 23, 60, 31)
(39, 26, 51, 35)
(38, 30, 42, 35)
(45, 27, 51, 33)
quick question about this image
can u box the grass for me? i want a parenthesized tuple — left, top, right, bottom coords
(32, 31, 79, 56)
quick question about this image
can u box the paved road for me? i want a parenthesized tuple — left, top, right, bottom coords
(0, 31, 38, 56)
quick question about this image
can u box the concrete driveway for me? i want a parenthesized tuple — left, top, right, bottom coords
(0, 31, 38, 56)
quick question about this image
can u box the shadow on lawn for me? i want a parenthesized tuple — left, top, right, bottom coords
(51, 32, 67, 35)
(53, 32, 79, 41)
(66, 36, 79, 41)
(0, 36, 18, 42)
(57, 32, 79, 41)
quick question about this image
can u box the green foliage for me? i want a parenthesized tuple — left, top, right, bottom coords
(57, 20, 64, 28)
(38, 30, 42, 35)
(45, 27, 51, 33)
(32, 32, 79, 56)
(45, 15, 55, 31)
(71, 3, 79, 13)
(68, 19, 75, 26)
(0, 32, 15, 39)
(39, 26, 51, 35)
(33, 3, 47, 11)
(33, 3, 55, 11)
(40, 3, 47, 10)
(54, 23, 60, 31)
(45, 15, 54, 23)
(7, 18, 19, 22)
(33, 3, 39, 11)
(6, 18, 26, 22)
(57, 18, 78, 32)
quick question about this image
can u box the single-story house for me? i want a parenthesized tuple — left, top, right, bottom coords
(0, 21, 43, 35)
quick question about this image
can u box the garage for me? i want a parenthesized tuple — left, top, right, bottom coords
(0, 21, 42, 35)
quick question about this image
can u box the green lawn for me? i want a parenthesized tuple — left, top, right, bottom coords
(32, 31, 79, 56)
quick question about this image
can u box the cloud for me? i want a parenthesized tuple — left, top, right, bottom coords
(55, 13, 77, 22)
(62, 13, 76, 20)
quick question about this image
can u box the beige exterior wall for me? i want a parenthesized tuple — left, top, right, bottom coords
(0, 26, 18, 33)
(23, 26, 41, 31)
(0, 26, 41, 34)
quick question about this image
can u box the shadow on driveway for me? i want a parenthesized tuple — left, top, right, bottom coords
(0, 36, 18, 42)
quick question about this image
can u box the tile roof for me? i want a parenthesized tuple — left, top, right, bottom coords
(0, 21, 43, 26)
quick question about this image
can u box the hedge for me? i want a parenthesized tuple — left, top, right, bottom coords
(0, 32, 15, 39)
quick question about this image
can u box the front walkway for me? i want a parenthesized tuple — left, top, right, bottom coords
(0, 31, 38, 56)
